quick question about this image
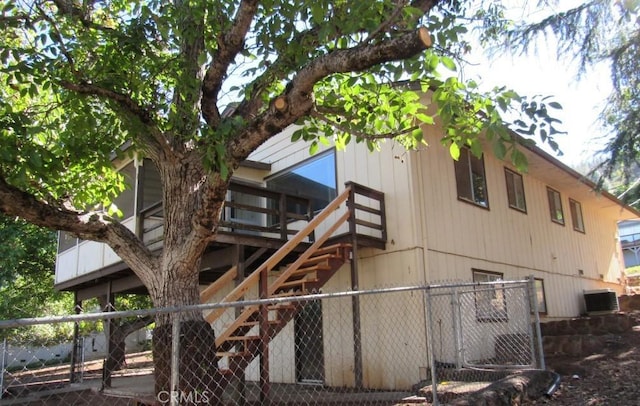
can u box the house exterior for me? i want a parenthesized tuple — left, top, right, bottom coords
(55, 93, 639, 392)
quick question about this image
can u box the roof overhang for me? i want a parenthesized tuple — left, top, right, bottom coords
(519, 140, 640, 221)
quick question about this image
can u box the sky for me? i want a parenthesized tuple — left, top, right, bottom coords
(464, 2, 614, 171)
(468, 50, 612, 170)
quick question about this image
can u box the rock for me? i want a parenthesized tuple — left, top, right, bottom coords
(449, 370, 559, 406)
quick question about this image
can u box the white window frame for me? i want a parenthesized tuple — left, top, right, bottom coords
(472, 269, 507, 322)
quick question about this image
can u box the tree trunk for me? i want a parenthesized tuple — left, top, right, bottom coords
(106, 316, 154, 374)
(150, 268, 224, 405)
(142, 159, 228, 404)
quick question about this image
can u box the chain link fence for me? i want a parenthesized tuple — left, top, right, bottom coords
(0, 279, 543, 405)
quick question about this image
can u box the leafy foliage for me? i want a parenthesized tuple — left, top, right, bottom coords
(0, 215, 63, 318)
(0, 214, 74, 343)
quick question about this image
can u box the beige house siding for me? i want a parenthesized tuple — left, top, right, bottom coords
(414, 128, 627, 318)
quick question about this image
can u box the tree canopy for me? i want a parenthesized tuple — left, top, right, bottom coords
(0, 214, 63, 320)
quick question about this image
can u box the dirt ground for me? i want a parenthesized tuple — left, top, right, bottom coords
(528, 313, 640, 405)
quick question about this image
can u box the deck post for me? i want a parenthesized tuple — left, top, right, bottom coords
(228, 245, 247, 405)
(101, 283, 115, 389)
(278, 192, 288, 240)
(347, 183, 364, 389)
(69, 294, 81, 383)
(259, 267, 271, 404)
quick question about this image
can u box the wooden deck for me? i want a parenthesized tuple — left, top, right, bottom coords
(56, 181, 387, 303)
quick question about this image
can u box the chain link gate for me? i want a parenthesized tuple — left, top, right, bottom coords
(423, 278, 545, 404)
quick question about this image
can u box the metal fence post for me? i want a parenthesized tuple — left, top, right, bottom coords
(0, 338, 6, 399)
(425, 287, 439, 406)
(528, 277, 546, 370)
(79, 337, 85, 383)
(451, 286, 463, 368)
(170, 318, 180, 406)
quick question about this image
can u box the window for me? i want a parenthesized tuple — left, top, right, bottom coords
(546, 187, 564, 225)
(266, 149, 337, 214)
(472, 269, 507, 322)
(454, 148, 489, 208)
(112, 162, 136, 218)
(504, 168, 526, 212)
(57, 231, 77, 253)
(534, 278, 548, 314)
(569, 199, 585, 233)
(140, 159, 162, 210)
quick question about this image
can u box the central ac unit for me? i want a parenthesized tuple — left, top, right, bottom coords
(583, 289, 619, 315)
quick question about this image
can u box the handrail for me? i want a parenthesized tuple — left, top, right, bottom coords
(268, 211, 351, 296)
(200, 266, 238, 303)
(204, 185, 352, 324)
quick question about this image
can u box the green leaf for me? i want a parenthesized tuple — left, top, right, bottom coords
(440, 56, 457, 71)
(449, 142, 460, 160)
(291, 129, 303, 142)
(511, 149, 528, 173)
(416, 113, 434, 124)
(492, 139, 507, 159)
(309, 141, 319, 155)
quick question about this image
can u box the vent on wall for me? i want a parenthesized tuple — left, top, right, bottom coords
(583, 289, 619, 315)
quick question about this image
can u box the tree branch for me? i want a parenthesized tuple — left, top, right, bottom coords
(59, 80, 167, 157)
(168, 0, 206, 144)
(227, 27, 433, 164)
(36, 3, 79, 77)
(201, 0, 259, 127)
(234, 26, 323, 121)
(363, 0, 408, 44)
(50, 0, 114, 32)
(0, 174, 159, 287)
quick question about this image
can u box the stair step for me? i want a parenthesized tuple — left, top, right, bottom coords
(289, 263, 332, 277)
(278, 278, 319, 289)
(270, 290, 309, 298)
(224, 335, 260, 342)
(225, 319, 280, 331)
(267, 304, 297, 311)
(299, 253, 339, 266)
(216, 351, 250, 358)
(309, 243, 351, 258)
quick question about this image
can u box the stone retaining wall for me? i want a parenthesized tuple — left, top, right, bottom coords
(541, 311, 636, 357)
(619, 294, 640, 312)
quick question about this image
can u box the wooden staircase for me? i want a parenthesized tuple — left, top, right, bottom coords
(197, 182, 386, 397)
(199, 186, 355, 382)
(213, 243, 350, 375)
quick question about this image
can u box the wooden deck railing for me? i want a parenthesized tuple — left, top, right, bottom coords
(137, 180, 387, 254)
(136, 180, 314, 244)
